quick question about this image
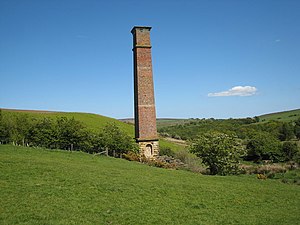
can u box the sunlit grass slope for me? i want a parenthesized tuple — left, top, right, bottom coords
(2, 109, 134, 134)
(1, 145, 299, 225)
(259, 109, 300, 122)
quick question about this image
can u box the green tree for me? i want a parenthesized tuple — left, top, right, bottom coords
(278, 122, 294, 141)
(6, 114, 33, 146)
(18, 115, 35, 146)
(55, 117, 87, 151)
(281, 141, 298, 161)
(245, 131, 282, 162)
(101, 122, 138, 157)
(0, 110, 10, 144)
(295, 117, 300, 140)
(254, 116, 260, 123)
(190, 132, 245, 175)
(28, 118, 56, 148)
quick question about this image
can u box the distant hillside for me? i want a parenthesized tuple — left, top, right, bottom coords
(155, 109, 300, 128)
(120, 118, 191, 129)
(1, 108, 183, 151)
(259, 109, 300, 122)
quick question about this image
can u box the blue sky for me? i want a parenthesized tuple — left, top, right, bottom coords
(0, 0, 299, 119)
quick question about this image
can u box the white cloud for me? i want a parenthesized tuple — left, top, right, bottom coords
(208, 86, 257, 97)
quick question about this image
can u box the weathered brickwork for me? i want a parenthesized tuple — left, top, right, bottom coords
(131, 26, 159, 158)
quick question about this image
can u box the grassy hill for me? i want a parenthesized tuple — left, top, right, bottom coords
(1, 109, 183, 151)
(1, 144, 299, 225)
(2, 108, 134, 134)
(258, 109, 300, 123)
(157, 118, 191, 129)
(155, 109, 300, 129)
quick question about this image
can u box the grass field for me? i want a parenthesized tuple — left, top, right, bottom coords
(1, 145, 299, 225)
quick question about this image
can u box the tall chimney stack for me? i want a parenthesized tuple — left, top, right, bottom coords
(131, 26, 159, 158)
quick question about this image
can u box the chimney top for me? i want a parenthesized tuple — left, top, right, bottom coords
(131, 26, 152, 34)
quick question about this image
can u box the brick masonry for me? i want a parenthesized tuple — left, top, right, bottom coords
(131, 26, 159, 158)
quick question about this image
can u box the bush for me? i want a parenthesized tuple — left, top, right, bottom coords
(174, 149, 207, 173)
(245, 131, 282, 162)
(240, 163, 288, 177)
(123, 151, 140, 161)
(281, 142, 299, 161)
(159, 147, 175, 157)
(294, 117, 300, 140)
(101, 122, 138, 157)
(190, 132, 245, 175)
(254, 164, 287, 174)
(278, 122, 295, 141)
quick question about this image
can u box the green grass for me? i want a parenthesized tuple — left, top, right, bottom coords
(159, 138, 186, 152)
(259, 109, 300, 122)
(1, 145, 299, 225)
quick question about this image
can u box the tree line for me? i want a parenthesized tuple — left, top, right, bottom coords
(0, 110, 137, 157)
(159, 117, 300, 141)
(160, 117, 300, 168)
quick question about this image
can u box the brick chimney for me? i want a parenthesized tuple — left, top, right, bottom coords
(131, 26, 159, 158)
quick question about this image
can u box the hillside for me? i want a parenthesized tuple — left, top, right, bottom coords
(1, 108, 183, 151)
(120, 118, 191, 129)
(2, 108, 134, 134)
(258, 109, 300, 122)
(121, 109, 300, 130)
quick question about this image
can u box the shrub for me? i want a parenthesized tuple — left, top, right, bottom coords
(278, 122, 295, 141)
(254, 164, 287, 174)
(295, 117, 300, 140)
(156, 155, 184, 169)
(175, 149, 190, 163)
(101, 122, 138, 157)
(190, 132, 245, 175)
(159, 146, 175, 157)
(245, 131, 282, 162)
(175, 149, 207, 174)
(281, 142, 299, 161)
(123, 151, 140, 161)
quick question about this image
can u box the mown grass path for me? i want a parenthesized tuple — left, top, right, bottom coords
(0, 145, 299, 224)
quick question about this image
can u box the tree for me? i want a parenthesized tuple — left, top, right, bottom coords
(101, 122, 138, 157)
(281, 141, 299, 161)
(245, 131, 282, 162)
(0, 109, 9, 144)
(5, 114, 33, 146)
(28, 118, 56, 148)
(254, 116, 260, 123)
(295, 117, 300, 140)
(190, 132, 245, 175)
(278, 122, 294, 141)
(55, 117, 87, 151)
(16, 115, 33, 146)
